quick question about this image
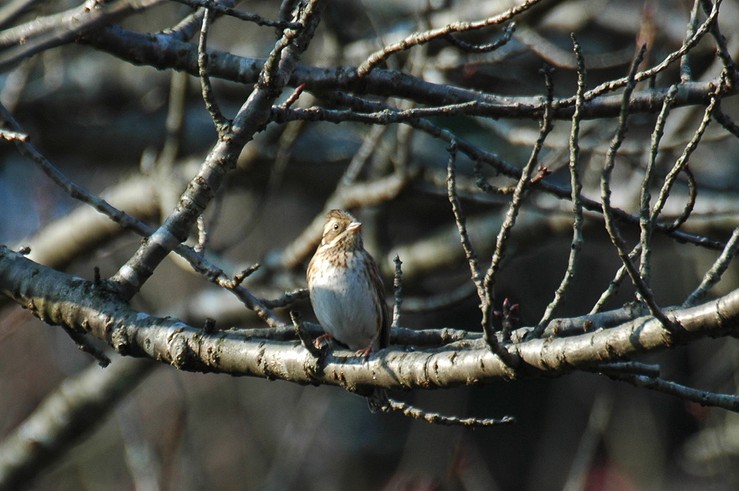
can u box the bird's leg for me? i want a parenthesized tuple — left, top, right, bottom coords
(356, 330, 382, 358)
(355, 346, 373, 359)
(313, 333, 333, 350)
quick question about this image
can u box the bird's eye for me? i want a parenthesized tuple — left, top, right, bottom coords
(332, 223, 339, 231)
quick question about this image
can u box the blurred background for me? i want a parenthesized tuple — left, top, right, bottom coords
(1, 0, 739, 489)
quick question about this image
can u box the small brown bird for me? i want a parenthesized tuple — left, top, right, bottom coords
(307, 209, 389, 357)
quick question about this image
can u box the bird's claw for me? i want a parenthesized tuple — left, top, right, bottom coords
(313, 333, 333, 350)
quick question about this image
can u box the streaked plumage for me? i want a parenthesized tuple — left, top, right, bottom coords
(307, 209, 388, 356)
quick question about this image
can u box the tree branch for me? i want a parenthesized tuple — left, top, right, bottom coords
(79, 25, 737, 122)
(0, 357, 153, 491)
(2, 246, 738, 399)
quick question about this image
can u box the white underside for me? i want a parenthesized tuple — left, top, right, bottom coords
(309, 251, 380, 350)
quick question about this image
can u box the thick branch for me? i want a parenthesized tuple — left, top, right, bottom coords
(80, 25, 737, 121)
(0, 0, 162, 70)
(107, 0, 326, 299)
(0, 357, 153, 491)
(2, 246, 738, 393)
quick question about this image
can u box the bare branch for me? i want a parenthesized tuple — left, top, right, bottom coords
(108, 0, 326, 300)
(605, 372, 739, 413)
(197, 6, 231, 135)
(0, 357, 153, 490)
(680, 0, 702, 81)
(378, 398, 514, 427)
(487, 65, 554, 340)
(170, 0, 299, 29)
(2, 247, 739, 397)
(273, 94, 728, 251)
(446, 141, 513, 362)
(574, 0, 725, 103)
(446, 141, 485, 304)
(600, 44, 676, 331)
(536, 35, 587, 333)
(639, 84, 680, 283)
(650, 78, 724, 223)
(80, 23, 736, 122)
(1, 103, 284, 327)
(0, 0, 737, 483)
(391, 255, 403, 329)
(443, 22, 516, 54)
(356, 0, 544, 76)
(0, 0, 162, 70)
(683, 226, 739, 307)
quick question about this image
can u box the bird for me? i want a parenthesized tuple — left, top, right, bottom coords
(306, 209, 389, 358)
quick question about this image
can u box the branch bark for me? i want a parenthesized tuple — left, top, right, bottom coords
(0, 357, 153, 491)
(80, 25, 737, 121)
(2, 246, 738, 393)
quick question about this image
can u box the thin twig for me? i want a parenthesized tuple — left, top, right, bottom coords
(649, 78, 723, 224)
(169, 0, 300, 29)
(446, 141, 485, 301)
(0, 103, 285, 327)
(443, 22, 516, 54)
(446, 143, 488, 333)
(536, 36, 586, 334)
(638, 84, 679, 283)
(593, 77, 712, 315)
(291, 310, 323, 358)
(275, 92, 728, 251)
(714, 104, 739, 137)
(60, 325, 111, 367)
(262, 288, 309, 309)
(222, 263, 261, 289)
(378, 398, 515, 428)
(446, 143, 515, 363)
(600, 44, 677, 332)
(572, 0, 723, 104)
(699, 0, 737, 79)
(667, 165, 697, 231)
(588, 246, 641, 314)
(487, 65, 554, 336)
(683, 226, 739, 307)
(447, 141, 516, 367)
(280, 82, 306, 109)
(391, 255, 403, 329)
(198, 7, 231, 135)
(606, 373, 739, 412)
(680, 0, 702, 81)
(356, 0, 543, 76)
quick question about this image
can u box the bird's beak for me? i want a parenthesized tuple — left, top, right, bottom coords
(346, 221, 362, 234)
